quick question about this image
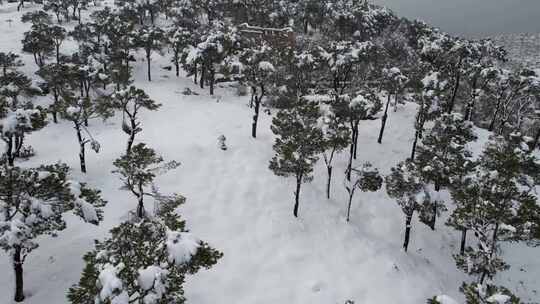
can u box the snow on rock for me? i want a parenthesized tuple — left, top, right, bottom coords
(166, 230, 200, 266)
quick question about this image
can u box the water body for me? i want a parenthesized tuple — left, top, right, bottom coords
(373, 0, 540, 37)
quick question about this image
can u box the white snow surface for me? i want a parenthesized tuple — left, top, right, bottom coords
(0, 3, 539, 304)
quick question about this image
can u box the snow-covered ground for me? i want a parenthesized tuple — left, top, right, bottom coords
(0, 3, 538, 304)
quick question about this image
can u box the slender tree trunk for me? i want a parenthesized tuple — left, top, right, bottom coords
(346, 189, 355, 222)
(353, 123, 359, 160)
(293, 173, 302, 218)
(200, 67, 205, 89)
(378, 93, 391, 144)
(209, 69, 215, 95)
(146, 53, 151, 82)
(531, 127, 540, 151)
(480, 223, 499, 284)
(76, 123, 87, 173)
(347, 138, 354, 181)
(410, 130, 419, 161)
(448, 59, 462, 114)
(137, 182, 145, 218)
(14, 135, 24, 157)
(326, 166, 332, 199)
(56, 44, 60, 64)
(193, 65, 198, 84)
(460, 229, 467, 255)
(489, 98, 503, 131)
(13, 246, 25, 302)
(403, 213, 413, 252)
(251, 88, 264, 138)
(126, 118, 136, 154)
(175, 59, 179, 77)
(6, 136, 14, 166)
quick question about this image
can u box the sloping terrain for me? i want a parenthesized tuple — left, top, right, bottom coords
(0, 3, 538, 304)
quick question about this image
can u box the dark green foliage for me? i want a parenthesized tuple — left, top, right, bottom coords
(269, 99, 324, 217)
(68, 195, 221, 304)
(345, 163, 383, 222)
(113, 143, 180, 218)
(109, 86, 161, 154)
(0, 163, 106, 302)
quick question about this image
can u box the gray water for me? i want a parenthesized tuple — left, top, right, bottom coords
(374, 0, 540, 37)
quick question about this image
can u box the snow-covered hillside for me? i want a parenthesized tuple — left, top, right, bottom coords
(0, 2, 539, 304)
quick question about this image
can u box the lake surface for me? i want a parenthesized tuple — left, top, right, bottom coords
(374, 0, 540, 37)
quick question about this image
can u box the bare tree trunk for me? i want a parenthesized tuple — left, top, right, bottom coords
(326, 166, 332, 199)
(13, 246, 25, 302)
(146, 53, 152, 82)
(137, 181, 145, 218)
(410, 130, 419, 161)
(126, 118, 137, 155)
(480, 223, 499, 284)
(209, 69, 215, 95)
(378, 93, 391, 144)
(251, 87, 264, 138)
(76, 123, 87, 173)
(403, 213, 413, 252)
(346, 188, 355, 222)
(531, 127, 540, 151)
(293, 173, 302, 218)
(6, 136, 14, 166)
(448, 58, 462, 114)
(460, 229, 467, 255)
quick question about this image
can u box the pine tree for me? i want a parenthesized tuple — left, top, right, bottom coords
(378, 67, 409, 144)
(112, 143, 180, 218)
(68, 194, 222, 304)
(385, 160, 426, 252)
(0, 163, 106, 302)
(134, 26, 165, 82)
(240, 43, 276, 138)
(317, 101, 350, 199)
(269, 99, 324, 218)
(0, 108, 47, 166)
(62, 95, 110, 173)
(415, 113, 477, 229)
(37, 63, 75, 123)
(109, 86, 161, 154)
(344, 162, 383, 222)
(450, 134, 540, 285)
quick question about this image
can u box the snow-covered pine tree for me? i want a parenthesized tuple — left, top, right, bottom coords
(335, 90, 382, 180)
(190, 20, 239, 95)
(0, 163, 106, 302)
(269, 99, 324, 218)
(112, 143, 180, 218)
(344, 162, 383, 222)
(62, 95, 110, 173)
(316, 99, 350, 199)
(0, 107, 47, 166)
(239, 43, 276, 138)
(37, 63, 76, 123)
(385, 160, 427, 252)
(0, 52, 40, 108)
(377, 67, 409, 144)
(315, 40, 376, 162)
(21, 20, 55, 68)
(0, 52, 24, 78)
(450, 134, 540, 285)
(67, 193, 222, 304)
(134, 26, 165, 82)
(109, 86, 161, 154)
(415, 112, 477, 229)
(410, 70, 446, 160)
